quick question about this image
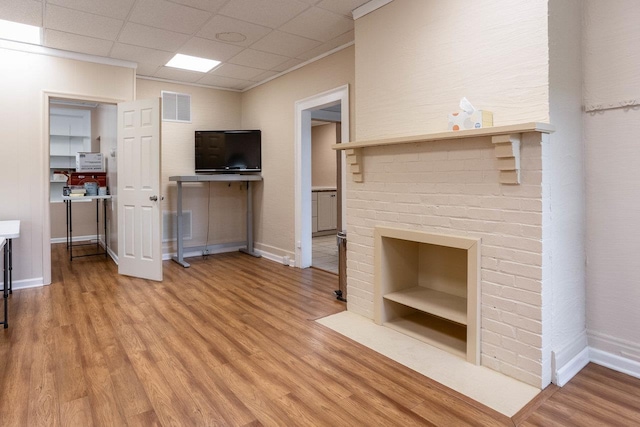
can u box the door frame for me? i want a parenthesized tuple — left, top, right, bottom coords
(294, 85, 349, 268)
(42, 91, 124, 285)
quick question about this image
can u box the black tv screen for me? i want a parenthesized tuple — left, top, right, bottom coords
(195, 130, 261, 173)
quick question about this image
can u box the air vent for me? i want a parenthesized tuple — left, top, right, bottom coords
(162, 91, 191, 123)
(163, 210, 192, 242)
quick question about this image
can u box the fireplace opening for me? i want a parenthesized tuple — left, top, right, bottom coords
(374, 226, 480, 364)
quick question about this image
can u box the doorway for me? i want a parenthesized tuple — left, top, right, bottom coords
(294, 85, 349, 270)
(310, 111, 341, 274)
(43, 93, 121, 285)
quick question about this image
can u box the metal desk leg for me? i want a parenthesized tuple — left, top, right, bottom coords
(171, 181, 190, 267)
(3, 244, 8, 328)
(95, 198, 100, 252)
(104, 198, 108, 257)
(7, 238, 12, 294)
(65, 200, 70, 250)
(69, 199, 73, 261)
(240, 181, 261, 258)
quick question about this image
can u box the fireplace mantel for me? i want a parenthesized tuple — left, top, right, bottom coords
(333, 122, 554, 184)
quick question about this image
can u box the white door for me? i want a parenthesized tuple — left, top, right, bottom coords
(117, 98, 162, 281)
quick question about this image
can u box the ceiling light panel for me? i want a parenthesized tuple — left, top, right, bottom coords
(0, 18, 41, 44)
(166, 53, 220, 72)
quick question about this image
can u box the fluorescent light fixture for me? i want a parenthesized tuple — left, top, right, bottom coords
(0, 19, 41, 45)
(165, 54, 220, 73)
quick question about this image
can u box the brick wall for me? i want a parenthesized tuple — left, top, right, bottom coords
(345, 132, 546, 387)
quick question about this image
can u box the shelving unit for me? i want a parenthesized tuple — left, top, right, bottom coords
(49, 107, 91, 202)
(374, 226, 480, 364)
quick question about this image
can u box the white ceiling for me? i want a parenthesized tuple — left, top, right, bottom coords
(0, 0, 372, 91)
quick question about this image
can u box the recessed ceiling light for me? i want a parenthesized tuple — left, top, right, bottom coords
(165, 53, 220, 73)
(215, 32, 247, 43)
(0, 19, 41, 45)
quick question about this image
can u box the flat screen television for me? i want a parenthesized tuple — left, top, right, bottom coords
(195, 130, 261, 174)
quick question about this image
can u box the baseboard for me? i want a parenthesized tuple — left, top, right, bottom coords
(1, 277, 45, 290)
(256, 248, 295, 266)
(51, 234, 97, 244)
(554, 347, 590, 387)
(552, 331, 589, 386)
(590, 347, 640, 380)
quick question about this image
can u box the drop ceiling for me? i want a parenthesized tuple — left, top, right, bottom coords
(0, 0, 373, 91)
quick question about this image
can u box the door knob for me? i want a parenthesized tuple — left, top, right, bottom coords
(149, 195, 158, 201)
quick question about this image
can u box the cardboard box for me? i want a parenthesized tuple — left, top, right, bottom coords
(448, 110, 493, 131)
(76, 152, 104, 172)
(69, 172, 107, 187)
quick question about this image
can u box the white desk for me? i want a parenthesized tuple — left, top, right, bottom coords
(0, 220, 20, 328)
(169, 174, 263, 267)
(62, 195, 111, 261)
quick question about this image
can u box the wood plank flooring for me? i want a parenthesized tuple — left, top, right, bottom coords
(0, 244, 638, 426)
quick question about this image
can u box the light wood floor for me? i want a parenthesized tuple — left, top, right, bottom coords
(1, 244, 638, 426)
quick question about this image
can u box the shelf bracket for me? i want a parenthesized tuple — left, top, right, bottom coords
(345, 148, 363, 183)
(492, 134, 521, 185)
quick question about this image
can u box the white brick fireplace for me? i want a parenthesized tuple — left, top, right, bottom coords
(337, 123, 554, 388)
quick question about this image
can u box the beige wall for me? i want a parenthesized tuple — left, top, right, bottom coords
(354, 0, 549, 140)
(0, 47, 134, 287)
(135, 79, 244, 252)
(312, 123, 337, 189)
(241, 46, 355, 258)
(583, 0, 640, 370)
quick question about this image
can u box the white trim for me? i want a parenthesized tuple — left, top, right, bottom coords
(554, 347, 590, 387)
(1, 277, 45, 290)
(590, 347, 640, 380)
(0, 39, 136, 69)
(551, 330, 588, 385)
(51, 234, 98, 244)
(161, 243, 244, 261)
(294, 85, 349, 268)
(137, 75, 242, 93)
(242, 42, 354, 92)
(255, 249, 295, 266)
(352, 0, 394, 20)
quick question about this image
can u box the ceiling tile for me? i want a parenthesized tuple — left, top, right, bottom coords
(197, 15, 271, 47)
(118, 22, 189, 52)
(280, 7, 353, 42)
(45, 4, 124, 40)
(196, 73, 252, 90)
(110, 42, 174, 65)
(179, 37, 244, 62)
(167, 0, 227, 13)
(251, 70, 280, 82)
(317, 0, 371, 17)
(295, 29, 354, 61)
(228, 49, 290, 70)
(0, 0, 42, 27)
(251, 31, 321, 57)
(44, 29, 114, 57)
(153, 66, 204, 83)
(271, 57, 305, 72)
(211, 63, 264, 81)
(219, 0, 310, 28)
(129, 0, 211, 35)
(46, 0, 136, 20)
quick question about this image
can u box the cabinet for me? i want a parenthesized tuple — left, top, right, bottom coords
(50, 108, 91, 202)
(312, 189, 337, 235)
(374, 226, 480, 364)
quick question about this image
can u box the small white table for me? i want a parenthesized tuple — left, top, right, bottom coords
(62, 195, 111, 261)
(0, 220, 20, 328)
